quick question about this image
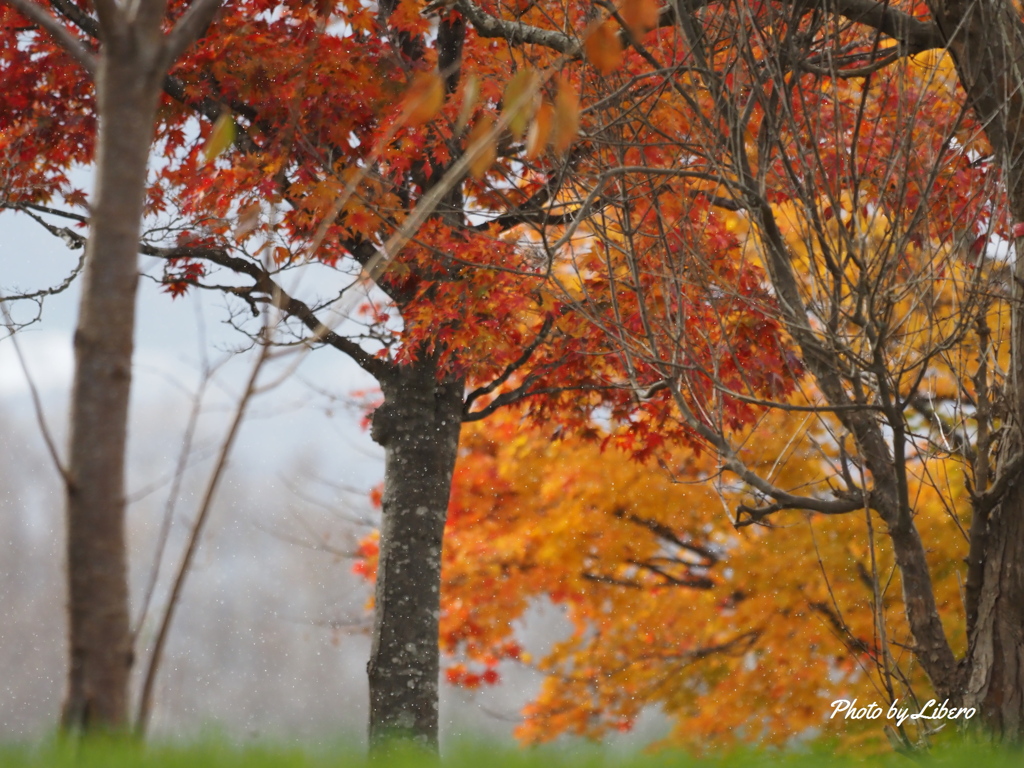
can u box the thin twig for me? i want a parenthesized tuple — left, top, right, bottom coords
(131, 358, 218, 643)
(134, 339, 270, 735)
(0, 295, 69, 485)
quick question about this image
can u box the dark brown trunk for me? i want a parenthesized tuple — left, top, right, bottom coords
(367, 359, 463, 751)
(964, 484, 1024, 735)
(62, 47, 163, 731)
(925, 0, 1024, 737)
(751, 207, 961, 700)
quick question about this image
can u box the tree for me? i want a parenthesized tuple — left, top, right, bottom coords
(2, 0, 667, 749)
(411, 405, 966, 751)
(444, 0, 1024, 740)
(1, 0, 222, 731)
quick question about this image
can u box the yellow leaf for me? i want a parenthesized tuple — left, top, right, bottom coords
(403, 71, 445, 126)
(456, 74, 479, 133)
(467, 116, 497, 180)
(203, 113, 236, 163)
(502, 68, 540, 141)
(552, 76, 579, 154)
(619, 0, 660, 36)
(584, 21, 624, 75)
(526, 102, 554, 159)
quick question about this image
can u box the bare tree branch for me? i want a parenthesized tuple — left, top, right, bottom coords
(463, 315, 554, 414)
(0, 296, 70, 485)
(143, 243, 393, 379)
(135, 331, 268, 736)
(49, 0, 100, 39)
(827, 0, 944, 53)
(453, 0, 580, 55)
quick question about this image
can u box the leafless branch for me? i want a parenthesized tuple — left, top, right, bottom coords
(0, 296, 70, 485)
(135, 333, 269, 736)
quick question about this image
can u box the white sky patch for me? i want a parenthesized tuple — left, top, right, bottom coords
(0, 330, 73, 396)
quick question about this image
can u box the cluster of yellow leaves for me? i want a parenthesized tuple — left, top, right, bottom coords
(436, 404, 970, 752)
(731, 182, 1003, 411)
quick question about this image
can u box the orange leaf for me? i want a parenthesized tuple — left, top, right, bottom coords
(619, 0, 660, 36)
(467, 115, 497, 179)
(552, 77, 579, 154)
(584, 21, 624, 75)
(526, 102, 553, 159)
(509, 0, 535, 15)
(403, 71, 445, 125)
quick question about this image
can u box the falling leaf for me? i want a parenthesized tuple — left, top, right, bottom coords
(584, 20, 625, 75)
(526, 102, 554, 159)
(456, 74, 480, 132)
(502, 68, 539, 141)
(234, 202, 261, 240)
(467, 115, 497, 179)
(403, 71, 445, 126)
(552, 76, 579, 154)
(619, 0, 660, 37)
(203, 112, 236, 163)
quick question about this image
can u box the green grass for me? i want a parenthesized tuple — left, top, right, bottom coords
(0, 738, 1021, 768)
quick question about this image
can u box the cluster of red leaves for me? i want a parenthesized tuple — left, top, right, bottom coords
(162, 258, 207, 298)
(0, 7, 94, 204)
(2, 0, 810, 459)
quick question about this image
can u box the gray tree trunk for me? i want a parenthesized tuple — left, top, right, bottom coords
(367, 359, 464, 750)
(62, 46, 164, 731)
(51, 0, 224, 730)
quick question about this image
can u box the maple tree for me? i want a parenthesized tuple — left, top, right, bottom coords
(414, 405, 967, 751)
(1, 0, 742, 749)
(8, 0, 1024, 753)
(434, 0, 1024, 745)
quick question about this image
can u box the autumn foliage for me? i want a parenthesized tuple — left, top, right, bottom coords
(6, 0, 1024, 749)
(345, 0, 1010, 750)
(349, 403, 970, 751)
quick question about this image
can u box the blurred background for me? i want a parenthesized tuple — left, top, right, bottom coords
(0, 205, 665, 750)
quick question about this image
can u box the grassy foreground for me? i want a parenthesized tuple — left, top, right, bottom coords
(0, 739, 1021, 768)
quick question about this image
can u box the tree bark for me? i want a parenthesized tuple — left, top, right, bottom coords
(922, 0, 1024, 738)
(367, 359, 464, 751)
(964, 490, 1024, 736)
(62, 38, 164, 732)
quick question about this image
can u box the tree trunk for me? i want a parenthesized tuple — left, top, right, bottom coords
(367, 359, 464, 751)
(964, 487, 1024, 736)
(62, 47, 163, 731)
(925, 0, 1024, 738)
